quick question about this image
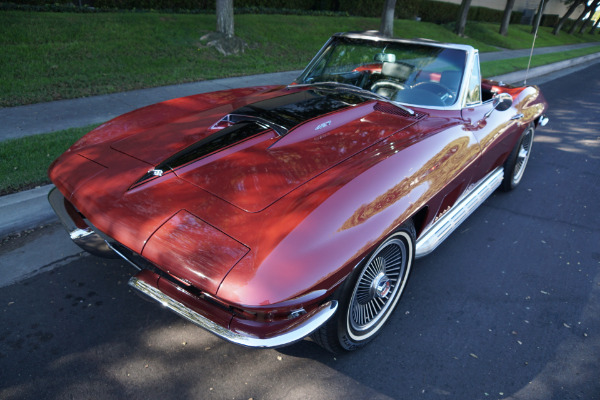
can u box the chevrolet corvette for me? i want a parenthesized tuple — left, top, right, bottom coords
(48, 31, 548, 352)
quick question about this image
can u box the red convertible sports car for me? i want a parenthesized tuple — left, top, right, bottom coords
(49, 31, 548, 352)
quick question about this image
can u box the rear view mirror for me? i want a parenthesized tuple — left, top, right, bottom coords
(374, 53, 396, 63)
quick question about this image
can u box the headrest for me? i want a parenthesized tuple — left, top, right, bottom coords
(382, 62, 411, 80)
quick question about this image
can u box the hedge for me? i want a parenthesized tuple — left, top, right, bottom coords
(0, 0, 526, 26)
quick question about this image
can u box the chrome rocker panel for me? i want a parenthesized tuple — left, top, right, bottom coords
(415, 167, 504, 258)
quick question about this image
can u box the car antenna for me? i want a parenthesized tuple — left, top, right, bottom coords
(524, 0, 544, 85)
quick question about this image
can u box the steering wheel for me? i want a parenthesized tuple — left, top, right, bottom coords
(412, 82, 455, 106)
(371, 80, 406, 99)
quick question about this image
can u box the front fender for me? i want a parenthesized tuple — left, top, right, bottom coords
(217, 116, 479, 308)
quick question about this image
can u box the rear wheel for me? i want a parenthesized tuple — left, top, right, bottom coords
(311, 221, 415, 353)
(501, 123, 534, 191)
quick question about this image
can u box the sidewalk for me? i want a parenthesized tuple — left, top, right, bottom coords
(1, 43, 600, 238)
(0, 70, 301, 142)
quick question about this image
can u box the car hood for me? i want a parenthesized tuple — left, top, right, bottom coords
(49, 85, 424, 296)
(108, 86, 420, 213)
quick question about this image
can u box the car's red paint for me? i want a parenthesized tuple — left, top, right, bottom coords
(48, 33, 548, 347)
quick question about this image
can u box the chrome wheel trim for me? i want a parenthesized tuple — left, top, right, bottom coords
(512, 127, 534, 186)
(346, 231, 412, 341)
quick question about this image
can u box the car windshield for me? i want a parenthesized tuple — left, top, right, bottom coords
(296, 36, 468, 108)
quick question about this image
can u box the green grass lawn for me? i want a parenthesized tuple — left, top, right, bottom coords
(480, 45, 600, 77)
(0, 125, 99, 196)
(1, 11, 598, 107)
(463, 22, 597, 50)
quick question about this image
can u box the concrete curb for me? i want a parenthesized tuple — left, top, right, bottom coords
(1, 54, 599, 238)
(0, 185, 55, 237)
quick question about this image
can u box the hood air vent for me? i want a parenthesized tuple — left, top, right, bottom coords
(132, 121, 268, 187)
(374, 102, 425, 119)
(228, 89, 368, 134)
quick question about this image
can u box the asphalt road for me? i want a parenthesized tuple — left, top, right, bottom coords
(1, 64, 599, 400)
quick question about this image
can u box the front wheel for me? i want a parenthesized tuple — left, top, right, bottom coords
(501, 123, 535, 191)
(311, 221, 415, 353)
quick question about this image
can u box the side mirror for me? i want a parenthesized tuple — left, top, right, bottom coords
(494, 92, 513, 111)
(484, 92, 513, 119)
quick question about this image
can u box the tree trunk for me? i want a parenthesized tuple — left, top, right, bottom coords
(454, 0, 472, 37)
(553, 0, 583, 35)
(568, 0, 595, 34)
(589, 15, 600, 34)
(499, 0, 517, 36)
(579, 0, 600, 34)
(578, 18, 590, 34)
(379, 0, 397, 37)
(216, 0, 234, 38)
(531, 0, 547, 34)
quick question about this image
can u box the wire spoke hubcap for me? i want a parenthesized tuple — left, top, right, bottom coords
(372, 272, 391, 299)
(349, 237, 408, 333)
(512, 127, 534, 185)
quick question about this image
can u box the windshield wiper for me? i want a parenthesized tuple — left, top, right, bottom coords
(290, 81, 415, 116)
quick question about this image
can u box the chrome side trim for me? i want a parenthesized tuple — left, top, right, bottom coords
(106, 242, 142, 271)
(128, 276, 338, 348)
(415, 167, 504, 258)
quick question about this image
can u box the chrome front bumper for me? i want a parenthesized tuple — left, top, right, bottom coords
(130, 273, 338, 348)
(48, 186, 338, 348)
(48, 187, 118, 258)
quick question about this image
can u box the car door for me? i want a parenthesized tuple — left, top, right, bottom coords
(460, 53, 523, 183)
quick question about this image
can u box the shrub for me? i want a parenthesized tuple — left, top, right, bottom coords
(416, 1, 460, 24)
(541, 14, 558, 28)
(510, 11, 523, 24)
(470, 6, 504, 23)
(0, 0, 549, 27)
